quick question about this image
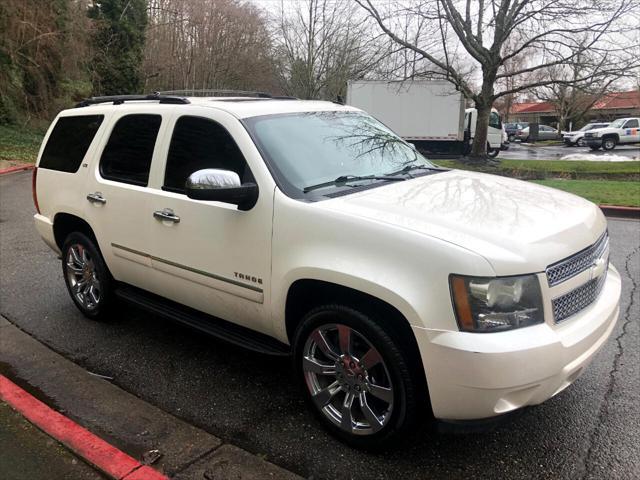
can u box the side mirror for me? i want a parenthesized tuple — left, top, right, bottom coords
(185, 169, 258, 211)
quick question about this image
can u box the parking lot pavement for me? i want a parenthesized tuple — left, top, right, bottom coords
(0, 401, 106, 480)
(1, 170, 639, 480)
(502, 142, 640, 160)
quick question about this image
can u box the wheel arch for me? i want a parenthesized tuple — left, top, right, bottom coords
(284, 278, 428, 396)
(53, 212, 99, 251)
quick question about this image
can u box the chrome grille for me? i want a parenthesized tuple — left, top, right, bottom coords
(552, 269, 608, 322)
(546, 232, 609, 286)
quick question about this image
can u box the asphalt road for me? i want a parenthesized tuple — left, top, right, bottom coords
(1, 171, 639, 479)
(502, 142, 639, 160)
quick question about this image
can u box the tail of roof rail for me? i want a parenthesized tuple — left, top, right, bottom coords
(75, 93, 190, 108)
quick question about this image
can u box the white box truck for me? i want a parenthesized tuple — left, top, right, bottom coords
(346, 80, 504, 157)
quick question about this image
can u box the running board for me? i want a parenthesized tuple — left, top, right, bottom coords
(115, 285, 290, 356)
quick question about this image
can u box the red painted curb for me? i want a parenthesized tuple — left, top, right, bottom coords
(0, 375, 168, 480)
(0, 164, 34, 175)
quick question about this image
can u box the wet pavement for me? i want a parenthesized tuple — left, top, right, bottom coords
(0, 402, 106, 480)
(501, 142, 639, 160)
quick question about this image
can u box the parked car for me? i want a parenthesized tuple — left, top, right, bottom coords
(515, 124, 560, 142)
(563, 123, 610, 147)
(504, 122, 528, 142)
(584, 117, 640, 150)
(33, 93, 621, 449)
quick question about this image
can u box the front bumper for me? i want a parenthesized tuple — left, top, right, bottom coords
(564, 137, 577, 145)
(414, 264, 621, 420)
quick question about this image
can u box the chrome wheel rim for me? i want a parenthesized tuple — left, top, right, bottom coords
(65, 244, 101, 310)
(302, 324, 394, 436)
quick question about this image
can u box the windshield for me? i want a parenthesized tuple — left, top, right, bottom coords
(244, 111, 436, 196)
(609, 118, 625, 128)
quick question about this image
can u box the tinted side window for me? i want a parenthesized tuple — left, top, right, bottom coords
(624, 119, 638, 128)
(489, 112, 501, 129)
(100, 114, 162, 186)
(163, 116, 248, 193)
(40, 115, 104, 173)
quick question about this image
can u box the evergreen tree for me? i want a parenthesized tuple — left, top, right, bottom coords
(89, 0, 147, 95)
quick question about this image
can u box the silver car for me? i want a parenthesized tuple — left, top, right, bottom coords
(563, 123, 610, 147)
(516, 125, 561, 142)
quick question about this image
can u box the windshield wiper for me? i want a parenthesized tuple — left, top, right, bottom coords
(387, 163, 447, 176)
(303, 174, 406, 193)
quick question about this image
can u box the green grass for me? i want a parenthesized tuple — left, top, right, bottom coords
(435, 159, 640, 180)
(0, 124, 46, 164)
(532, 179, 640, 207)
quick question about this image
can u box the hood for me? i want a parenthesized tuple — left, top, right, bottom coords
(585, 127, 610, 134)
(317, 170, 606, 275)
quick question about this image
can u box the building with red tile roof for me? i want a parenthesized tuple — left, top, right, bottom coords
(506, 90, 640, 127)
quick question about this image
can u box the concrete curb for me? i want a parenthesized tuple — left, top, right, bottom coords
(0, 164, 34, 175)
(0, 315, 302, 480)
(600, 205, 640, 219)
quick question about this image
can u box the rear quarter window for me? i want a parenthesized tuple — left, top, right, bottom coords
(39, 115, 104, 173)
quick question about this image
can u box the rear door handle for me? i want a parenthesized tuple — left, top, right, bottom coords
(153, 208, 180, 224)
(86, 192, 106, 204)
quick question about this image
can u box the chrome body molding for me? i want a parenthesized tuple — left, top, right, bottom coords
(110, 243, 263, 293)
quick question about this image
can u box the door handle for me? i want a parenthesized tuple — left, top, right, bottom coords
(86, 192, 106, 204)
(153, 208, 180, 224)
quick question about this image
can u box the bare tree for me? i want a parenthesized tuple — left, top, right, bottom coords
(273, 0, 389, 101)
(531, 42, 628, 131)
(357, 0, 640, 162)
(143, 0, 279, 93)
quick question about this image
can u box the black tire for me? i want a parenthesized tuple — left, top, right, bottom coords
(602, 137, 617, 151)
(61, 232, 115, 321)
(508, 134, 516, 142)
(487, 143, 499, 158)
(576, 137, 586, 147)
(293, 304, 420, 450)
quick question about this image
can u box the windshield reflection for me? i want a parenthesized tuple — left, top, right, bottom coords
(245, 111, 435, 196)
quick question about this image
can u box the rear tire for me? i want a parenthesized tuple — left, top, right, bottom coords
(293, 305, 420, 450)
(602, 137, 617, 150)
(487, 142, 499, 158)
(61, 232, 115, 321)
(508, 134, 515, 142)
(576, 138, 586, 147)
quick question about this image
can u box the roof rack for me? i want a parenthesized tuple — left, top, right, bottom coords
(75, 93, 190, 108)
(159, 89, 272, 98)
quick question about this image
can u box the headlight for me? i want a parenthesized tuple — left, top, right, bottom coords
(450, 274, 544, 332)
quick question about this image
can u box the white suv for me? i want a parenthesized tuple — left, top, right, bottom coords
(33, 93, 621, 448)
(584, 117, 640, 150)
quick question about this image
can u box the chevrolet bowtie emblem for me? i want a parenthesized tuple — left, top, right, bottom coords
(589, 257, 607, 280)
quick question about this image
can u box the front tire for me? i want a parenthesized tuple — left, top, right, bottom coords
(62, 232, 115, 321)
(293, 305, 419, 450)
(602, 137, 617, 150)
